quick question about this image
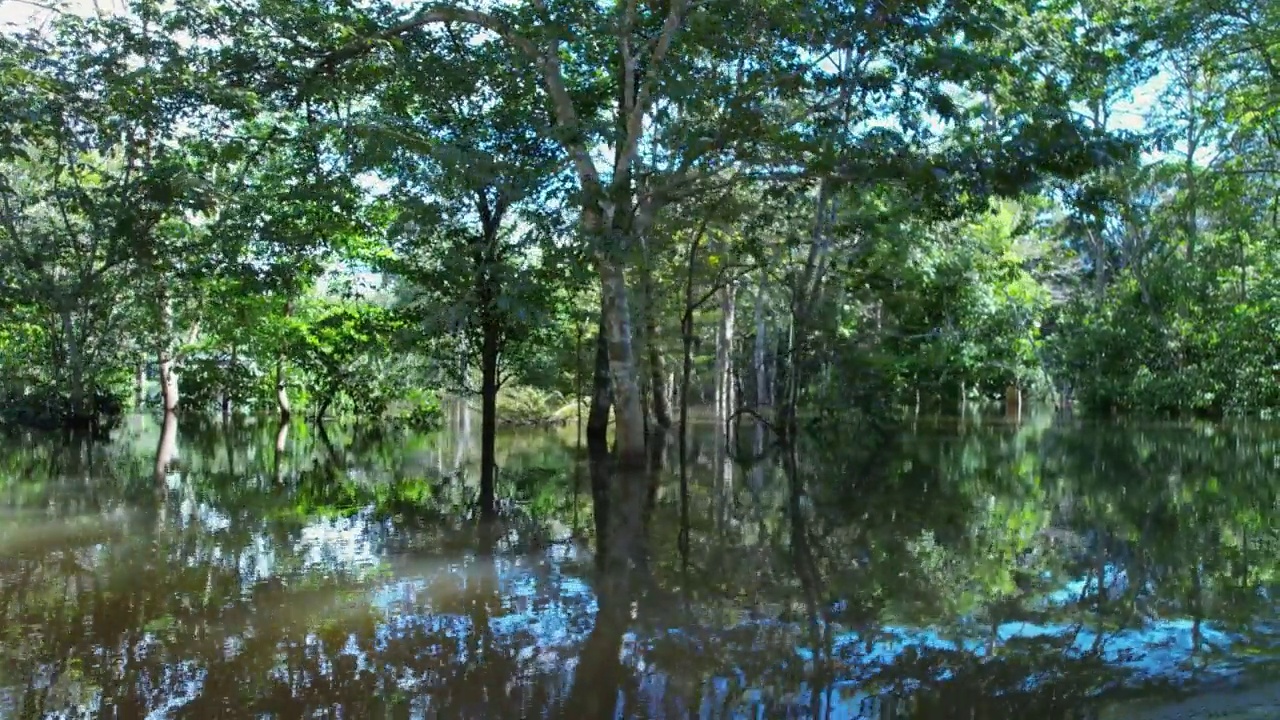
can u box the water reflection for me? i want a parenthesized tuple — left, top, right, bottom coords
(1, 413, 1279, 718)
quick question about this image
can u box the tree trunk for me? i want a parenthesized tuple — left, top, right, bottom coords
(60, 308, 85, 419)
(153, 409, 178, 484)
(223, 345, 237, 422)
(639, 249, 672, 429)
(273, 417, 289, 484)
(648, 338, 671, 429)
(316, 393, 333, 421)
(135, 360, 146, 409)
(276, 299, 293, 420)
(157, 294, 180, 412)
(575, 318, 584, 451)
(587, 313, 613, 447)
(754, 271, 769, 410)
(716, 279, 737, 436)
(479, 312, 500, 520)
(596, 253, 647, 468)
(275, 356, 291, 420)
(677, 223, 706, 553)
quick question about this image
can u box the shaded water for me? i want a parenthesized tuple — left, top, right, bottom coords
(2, 411, 1280, 718)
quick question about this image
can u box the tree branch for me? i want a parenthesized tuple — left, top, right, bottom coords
(620, 0, 638, 118)
(614, 0, 688, 188)
(304, 4, 601, 191)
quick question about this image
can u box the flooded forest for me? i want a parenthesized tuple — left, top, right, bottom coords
(2, 0, 1280, 717)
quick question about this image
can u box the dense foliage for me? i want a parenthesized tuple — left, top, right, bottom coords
(1, 0, 1277, 435)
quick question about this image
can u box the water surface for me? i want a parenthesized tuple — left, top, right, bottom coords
(2, 412, 1279, 718)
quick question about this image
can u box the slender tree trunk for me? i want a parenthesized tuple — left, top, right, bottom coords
(678, 228, 702, 558)
(273, 417, 288, 484)
(639, 251, 672, 429)
(479, 313, 500, 520)
(135, 359, 146, 409)
(649, 346, 671, 428)
(223, 346, 236, 423)
(753, 271, 768, 410)
(60, 308, 85, 419)
(157, 296, 179, 415)
(587, 313, 613, 446)
(575, 318, 584, 452)
(316, 393, 333, 421)
(716, 279, 736, 438)
(452, 398, 471, 474)
(1183, 64, 1199, 264)
(275, 357, 291, 420)
(752, 273, 768, 481)
(276, 299, 293, 420)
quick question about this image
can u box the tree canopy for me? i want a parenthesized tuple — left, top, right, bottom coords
(0, 0, 1276, 439)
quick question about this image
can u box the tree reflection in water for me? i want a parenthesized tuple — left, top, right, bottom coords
(1, 414, 1279, 718)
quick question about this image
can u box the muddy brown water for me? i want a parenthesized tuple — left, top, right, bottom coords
(1, 413, 1279, 718)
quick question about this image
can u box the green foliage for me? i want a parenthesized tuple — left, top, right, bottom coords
(0, 0, 1272, 431)
(288, 300, 403, 417)
(494, 386, 571, 425)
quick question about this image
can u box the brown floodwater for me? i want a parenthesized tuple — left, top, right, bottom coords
(2, 412, 1280, 718)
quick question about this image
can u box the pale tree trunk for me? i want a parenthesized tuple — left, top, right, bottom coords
(60, 307, 85, 419)
(276, 300, 293, 420)
(341, 0, 690, 474)
(451, 398, 470, 474)
(275, 357, 291, 419)
(597, 254, 647, 467)
(753, 271, 768, 410)
(157, 293, 179, 415)
(153, 408, 178, 484)
(273, 417, 289, 484)
(716, 279, 737, 435)
(752, 270, 768, 480)
(158, 350, 178, 415)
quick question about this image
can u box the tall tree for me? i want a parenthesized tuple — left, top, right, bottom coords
(360, 34, 570, 516)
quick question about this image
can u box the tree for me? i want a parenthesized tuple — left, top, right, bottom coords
(352, 32, 574, 516)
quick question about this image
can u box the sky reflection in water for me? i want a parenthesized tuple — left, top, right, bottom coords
(2, 412, 1279, 718)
